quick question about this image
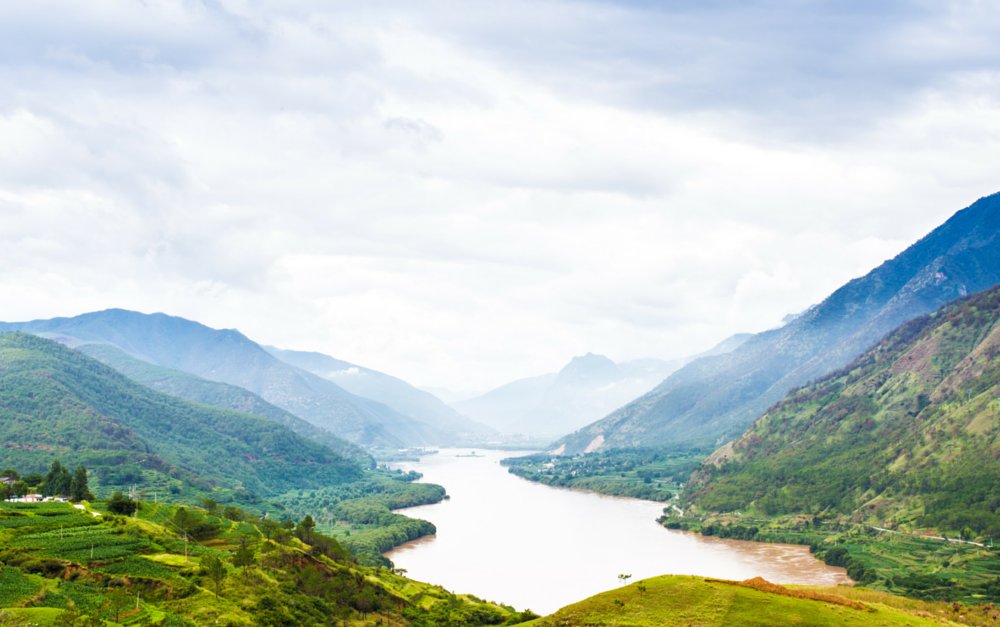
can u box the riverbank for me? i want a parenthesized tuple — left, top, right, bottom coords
(382, 449, 850, 615)
(276, 470, 447, 567)
(661, 510, 1000, 603)
(500, 448, 704, 502)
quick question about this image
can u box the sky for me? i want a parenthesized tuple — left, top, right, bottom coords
(1, 1, 999, 392)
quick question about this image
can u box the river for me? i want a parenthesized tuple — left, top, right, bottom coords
(384, 448, 849, 615)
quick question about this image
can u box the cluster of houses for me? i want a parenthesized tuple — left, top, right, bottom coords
(0, 476, 69, 503)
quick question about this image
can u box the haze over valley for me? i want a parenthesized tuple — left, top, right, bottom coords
(3, 2, 1000, 626)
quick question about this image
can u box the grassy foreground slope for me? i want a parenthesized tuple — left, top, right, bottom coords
(0, 498, 534, 627)
(528, 575, 993, 626)
(0, 332, 361, 497)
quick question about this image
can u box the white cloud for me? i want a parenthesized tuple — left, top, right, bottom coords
(1, 1, 999, 390)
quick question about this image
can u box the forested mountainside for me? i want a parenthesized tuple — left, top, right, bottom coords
(75, 343, 373, 468)
(686, 284, 1000, 538)
(0, 333, 362, 497)
(555, 191, 1000, 454)
(0, 309, 452, 448)
(264, 345, 493, 435)
(455, 335, 751, 436)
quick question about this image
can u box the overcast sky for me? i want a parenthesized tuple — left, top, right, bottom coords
(2, 1, 999, 392)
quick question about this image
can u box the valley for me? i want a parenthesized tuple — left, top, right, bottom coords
(4, 193, 1000, 625)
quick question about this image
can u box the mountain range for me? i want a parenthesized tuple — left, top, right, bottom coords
(553, 191, 1000, 454)
(451, 334, 751, 436)
(687, 283, 1000, 538)
(263, 346, 494, 436)
(0, 309, 483, 448)
(0, 332, 362, 495)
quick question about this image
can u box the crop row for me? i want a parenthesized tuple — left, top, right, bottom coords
(0, 566, 42, 607)
(15, 529, 152, 562)
(99, 556, 178, 579)
(14, 524, 119, 542)
(0, 513, 95, 531)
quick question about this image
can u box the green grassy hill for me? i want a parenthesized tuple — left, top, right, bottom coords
(75, 343, 373, 468)
(0, 332, 362, 497)
(527, 575, 995, 626)
(554, 191, 1000, 454)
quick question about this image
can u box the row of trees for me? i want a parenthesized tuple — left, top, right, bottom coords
(1, 460, 94, 501)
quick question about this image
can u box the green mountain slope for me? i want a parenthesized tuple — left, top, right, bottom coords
(264, 345, 495, 435)
(555, 191, 1000, 454)
(0, 332, 362, 496)
(686, 284, 1000, 538)
(0, 309, 451, 448)
(74, 342, 373, 468)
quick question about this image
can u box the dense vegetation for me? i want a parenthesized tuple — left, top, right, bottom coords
(0, 498, 538, 626)
(278, 474, 447, 567)
(553, 191, 1000, 454)
(501, 448, 706, 502)
(77, 343, 374, 468)
(0, 333, 362, 498)
(671, 284, 1000, 602)
(688, 285, 1000, 536)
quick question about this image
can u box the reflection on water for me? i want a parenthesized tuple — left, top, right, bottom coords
(384, 448, 849, 615)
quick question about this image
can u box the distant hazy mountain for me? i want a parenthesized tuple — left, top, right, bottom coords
(418, 387, 484, 405)
(554, 191, 1000, 454)
(0, 309, 450, 448)
(75, 342, 373, 467)
(452, 335, 751, 436)
(263, 346, 494, 435)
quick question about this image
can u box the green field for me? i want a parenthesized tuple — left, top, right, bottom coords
(527, 575, 996, 627)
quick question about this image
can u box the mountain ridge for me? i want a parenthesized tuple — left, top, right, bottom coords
(453, 334, 752, 436)
(553, 191, 1000, 454)
(0, 309, 450, 448)
(263, 345, 494, 436)
(0, 332, 363, 496)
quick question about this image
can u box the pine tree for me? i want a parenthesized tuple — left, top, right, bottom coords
(45, 460, 72, 497)
(70, 465, 94, 502)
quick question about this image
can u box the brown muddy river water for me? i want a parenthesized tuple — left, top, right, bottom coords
(384, 449, 849, 614)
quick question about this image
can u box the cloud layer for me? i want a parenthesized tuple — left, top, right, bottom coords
(2, 1, 999, 390)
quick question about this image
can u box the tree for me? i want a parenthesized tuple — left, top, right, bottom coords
(44, 460, 72, 496)
(0, 484, 8, 502)
(108, 492, 138, 515)
(0, 469, 18, 480)
(203, 555, 227, 598)
(108, 586, 131, 623)
(11, 480, 27, 498)
(232, 545, 255, 580)
(261, 519, 280, 541)
(70, 465, 94, 502)
(201, 498, 218, 514)
(618, 573, 632, 586)
(222, 505, 244, 522)
(297, 515, 316, 542)
(174, 507, 196, 533)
